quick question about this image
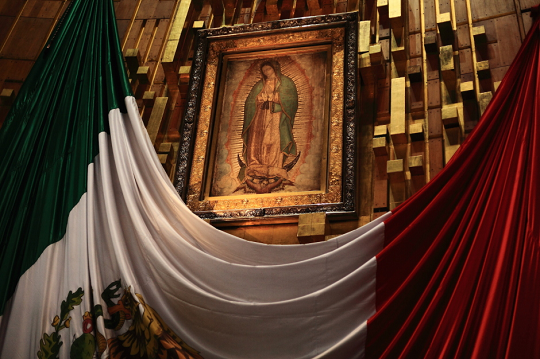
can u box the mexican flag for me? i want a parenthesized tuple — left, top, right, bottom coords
(1, 0, 539, 358)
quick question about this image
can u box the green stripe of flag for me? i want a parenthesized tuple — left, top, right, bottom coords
(0, 0, 132, 315)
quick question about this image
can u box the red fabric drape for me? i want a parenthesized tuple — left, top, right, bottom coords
(367, 7, 540, 358)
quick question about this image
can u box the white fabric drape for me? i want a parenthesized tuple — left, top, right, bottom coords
(1, 97, 390, 358)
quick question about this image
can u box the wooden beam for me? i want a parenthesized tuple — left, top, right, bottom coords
(0, 89, 15, 106)
(120, 0, 145, 51)
(387, 159, 405, 209)
(137, 66, 150, 84)
(297, 212, 328, 243)
(124, 48, 141, 79)
(158, 142, 175, 174)
(478, 91, 492, 116)
(374, 124, 388, 137)
(409, 122, 424, 142)
(359, 53, 375, 84)
(472, 25, 487, 44)
(390, 77, 407, 144)
(391, 29, 406, 65)
(476, 60, 490, 79)
(359, 20, 371, 53)
(369, 44, 384, 64)
(146, 97, 169, 149)
(388, 0, 403, 41)
(439, 45, 454, 72)
(143, 91, 156, 107)
(444, 127, 461, 164)
(407, 64, 422, 83)
(460, 81, 475, 101)
(424, 32, 438, 54)
(162, 0, 192, 83)
(437, 12, 454, 45)
(373, 137, 388, 156)
(441, 106, 459, 128)
(409, 155, 424, 176)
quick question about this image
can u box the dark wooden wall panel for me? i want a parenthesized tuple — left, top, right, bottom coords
(519, 0, 538, 10)
(0, 16, 15, 43)
(1, 18, 54, 60)
(455, 0, 468, 24)
(0, 0, 25, 16)
(114, 0, 139, 20)
(21, 0, 63, 18)
(471, 0, 515, 21)
(153, 1, 176, 19)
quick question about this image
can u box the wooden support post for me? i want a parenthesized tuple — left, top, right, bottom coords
(192, 20, 206, 32)
(441, 106, 459, 128)
(137, 66, 151, 84)
(179, 66, 191, 83)
(359, 20, 371, 54)
(158, 142, 175, 174)
(424, 32, 438, 54)
(440, 45, 456, 100)
(359, 53, 375, 85)
(460, 81, 475, 101)
(427, 79, 441, 109)
(146, 97, 169, 150)
(199, 4, 214, 28)
(374, 124, 388, 137)
(391, 29, 406, 67)
(124, 48, 141, 79)
(444, 126, 461, 164)
(266, 0, 279, 18)
(437, 12, 454, 46)
(377, 83, 391, 124)
(476, 60, 490, 79)
(368, 45, 386, 79)
(235, 7, 246, 24)
(390, 77, 406, 144)
(387, 160, 404, 175)
(280, 0, 294, 19)
(387, 159, 405, 209)
(369, 44, 384, 64)
(178, 66, 191, 103)
(162, 0, 192, 101)
(388, 0, 403, 42)
(407, 64, 422, 83)
(373, 137, 388, 156)
(306, 0, 322, 15)
(143, 91, 156, 107)
(409, 155, 424, 176)
(439, 45, 454, 72)
(373, 124, 389, 156)
(377, 0, 389, 19)
(478, 91, 492, 116)
(297, 212, 328, 243)
(409, 122, 424, 142)
(373, 153, 389, 212)
(0, 89, 15, 106)
(472, 26, 487, 44)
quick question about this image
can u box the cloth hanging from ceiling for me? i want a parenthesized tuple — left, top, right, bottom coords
(366, 7, 540, 357)
(0, 0, 538, 357)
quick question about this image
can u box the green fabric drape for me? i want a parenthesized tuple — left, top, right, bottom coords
(0, 0, 132, 315)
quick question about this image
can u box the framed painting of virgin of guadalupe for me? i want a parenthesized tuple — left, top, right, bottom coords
(174, 12, 358, 221)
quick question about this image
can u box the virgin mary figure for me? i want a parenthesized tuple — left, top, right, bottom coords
(238, 60, 298, 192)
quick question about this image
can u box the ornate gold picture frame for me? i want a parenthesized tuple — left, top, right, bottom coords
(174, 12, 358, 221)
